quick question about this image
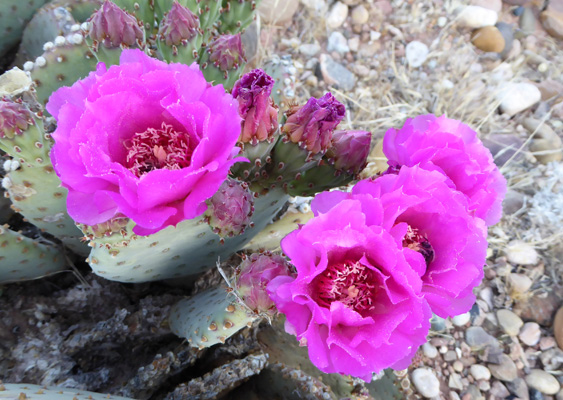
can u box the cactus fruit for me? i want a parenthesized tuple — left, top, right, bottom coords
(169, 284, 257, 349)
(0, 224, 67, 283)
(0, 383, 135, 400)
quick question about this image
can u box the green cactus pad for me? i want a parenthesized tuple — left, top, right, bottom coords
(28, 33, 98, 107)
(0, 383, 134, 400)
(87, 188, 289, 282)
(218, 0, 260, 35)
(112, 0, 156, 31)
(170, 285, 256, 349)
(0, 0, 49, 59)
(0, 224, 67, 283)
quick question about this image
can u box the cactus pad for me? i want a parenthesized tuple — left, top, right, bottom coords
(0, 383, 134, 400)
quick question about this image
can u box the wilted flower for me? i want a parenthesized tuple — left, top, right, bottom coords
(205, 178, 254, 237)
(282, 93, 345, 154)
(158, 1, 200, 46)
(267, 192, 431, 380)
(326, 130, 371, 173)
(351, 166, 488, 318)
(383, 114, 506, 226)
(235, 252, 292, 316)
(47, 49, 244, 235)
(89, 0, 144, 48)
(232, 69, 278, 144)
(0, 98, 34, 139)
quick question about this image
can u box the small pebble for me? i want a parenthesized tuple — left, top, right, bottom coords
(505, 240, 539, 266)
(405, 40, 429, 68)
(422, 343, 438, 358)
(351, 4, 369, 24)
(507, 378, 529, 400)
(471, 26, 505, 52)
(497, 309, 524, 336)
(449, 372, 464, 390)
(525, 369, 561, 395)
(452, 312, 471, 327)
(453, 361, 464, 372)
(412, 368, 440, 398)
(554, 306, 563, 350)
(327, 1, 349, 29)
(438, 16, 447, 27)
(299, 43, 321, 56)
(508, 273, 533, 294)
(327, 31, 350, 54)
(489, 354, 518, 382)
(466, 326, 499, 349)
(519, 322, 541, 346)
(496, 83, 542, 117)
(457, 5, 498, 28)
(470, 364, 491, 381)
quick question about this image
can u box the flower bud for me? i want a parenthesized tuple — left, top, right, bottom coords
(235, 252, 292, 315)
(205, 178, 254, 237)
(0, 98, 34, 139)
(207, 33, 246, 72)
(326, 130, 371, 174)
(158, 2, 200, 46)
(282, 92, 345, 154)
(232, 69, 278, 144)
(89, 0, 144, 49)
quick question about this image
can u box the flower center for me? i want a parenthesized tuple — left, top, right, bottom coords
(125, 122, 194, 177)
(313, 260, 377, 314)
(403, 225, 434, 264)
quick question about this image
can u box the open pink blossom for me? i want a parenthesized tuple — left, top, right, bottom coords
(326, 166, 487, 318)
(383, 114, 506, 226)
(47, 49, 244, 235)
(267, 193, 431, 380)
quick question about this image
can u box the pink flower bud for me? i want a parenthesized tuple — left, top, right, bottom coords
(232, 69, 278, 144)
(208, 34, 245, 72)
(205, 178, 254, 237)
(235, 252, 292, 315)
(0, 98, 34, 139)
(89, 0, 144, 48)
(282, 92, 345, 154)
(158, 2, 200, 46)
(326, 130, 371, 174)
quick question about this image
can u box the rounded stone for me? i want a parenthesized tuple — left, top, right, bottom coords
(519, 322, 541, 346)
(412, 368, 440, 398)
(470, 364, 492, 381)
(452, 312, 471, 327)
(327, 1, 349, 29)
(505, 240, 539, 266)
(422, 342, 438, 358)
(497, 309, 524, 336)
(496, 83, 541, 117)
(457, 5, 498, 28)
(508, 273, 533, 294)
(530, 138, 563, 164)
(525, 369, 561, 395)
(489, 354, 518, 382)
(554, 306, 563, 350)
(406, 40, 429, 68)
(471, 26, 505, 53)
(351, 4, 369, 24)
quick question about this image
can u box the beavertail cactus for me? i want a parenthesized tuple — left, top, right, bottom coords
(219, 0, 260, 35)
(205, 178, 255, 238)
(157, 1, 202, 64)
(201, 33, 246, 89)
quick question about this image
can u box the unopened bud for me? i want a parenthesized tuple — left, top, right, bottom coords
(326, 130, 371, 174)
(89, 0, 144, 48)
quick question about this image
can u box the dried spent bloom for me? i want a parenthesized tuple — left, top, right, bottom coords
(47, 49, 244, 235)
(383, 114, 507, 226)
(232, 69, 278, 144)
(326, 130, 372, 174)
(267, 193, 431, 380)
(0, 98, 34, 139)
(207, 34, 245, 72)
(235, 252, 292, 316)
(89, 0, 144, 48)
(282, 93, 346, 154)
(350, 166, 488, 318)
(158, 1, 200, 46)
(205, 178, 254, 237)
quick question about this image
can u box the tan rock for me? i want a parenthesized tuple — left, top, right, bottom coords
(541, 8, 563, 39)
(259, 0, 300, 24)
(351, 5, 369, 25)
(554, 306, 563, 350)
(471, 26, 505, 53)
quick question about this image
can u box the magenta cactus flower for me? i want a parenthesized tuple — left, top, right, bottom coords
(232, 69, 278, 144)
(235, 252, 292, 316)
(383, 114, 507, 226)
(267, 192, 431, 380)
(47, 49, 244, 235)
(326, 130, 372, 173)
(158, 2, 200, 46)
(0, 98, 34, 139)
(282, 93, 346, 154)
(320, 165, 488, 318)
(88, 0, 144, 48)
(205, 178, 254, 237)
(207, 34, 246, 72)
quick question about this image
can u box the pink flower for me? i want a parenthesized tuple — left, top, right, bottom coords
(267, 192, 431, 380)
(47, 49, 244, 235)
(351, 166, 488, 318)
(383, 114, 506, 226)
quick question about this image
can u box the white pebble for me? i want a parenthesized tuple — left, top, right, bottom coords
(457, 5, 498, 28)
(326, 1, 348, 29)
(437, 16, 447, 27)
(505, 240, 539, 265)
(470, 364, 491, 380)
(422, 342, 438, 358)
(406, 40, 429, 68)
(452, 312, 471, 326)
(496, 83, 541, 117)
(412, 368, 440, 398)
